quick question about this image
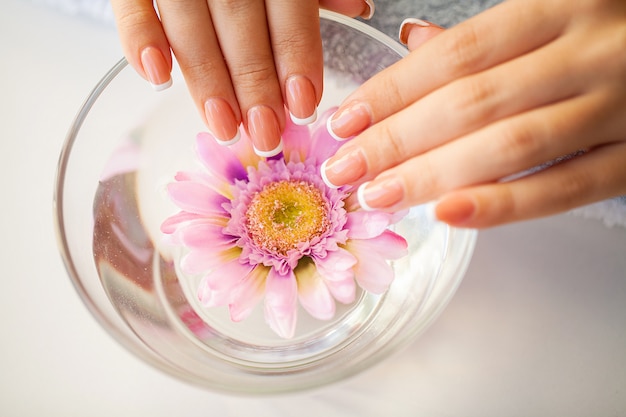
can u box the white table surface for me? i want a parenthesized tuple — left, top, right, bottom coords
(1, 1, 625, 416)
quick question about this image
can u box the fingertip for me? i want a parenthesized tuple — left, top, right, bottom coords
(399, 18, 445, 51)
(434, 193, 477, 226)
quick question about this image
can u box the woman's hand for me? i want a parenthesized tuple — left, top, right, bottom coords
(111, 0, 373, 156)
(322, 0, 626, 228)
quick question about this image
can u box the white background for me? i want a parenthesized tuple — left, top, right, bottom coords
(1, 1, 625, 415)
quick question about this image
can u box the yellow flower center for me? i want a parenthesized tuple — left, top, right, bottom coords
(246, 180, 330, 255)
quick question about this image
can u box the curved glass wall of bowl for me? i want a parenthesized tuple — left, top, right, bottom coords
(54, 11, 477, 394)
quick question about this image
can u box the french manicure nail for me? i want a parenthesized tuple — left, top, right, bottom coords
(327, 102, 372, 141)
(321, 147, 367, 188)
(248, 105, 283, 157)
(360, 0, 375, 20)
(204, 98, 241, 145)
(399, 18, 431, 45)
(286, 75, 317, 125)
(357, 177, 404, 211)
(140, 46, 172, 91)
(435, 194, 476, 225)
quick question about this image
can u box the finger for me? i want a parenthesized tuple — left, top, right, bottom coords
(320, 0, 375, 19)
(352, 87, 622, 213)
(110, 0, 172, 90)
(398, 18, 445, 51)
(156, 0, 242, 145)
(435, 142, 626, 228)
(321, 30, 597, 188)
(208, 0, 284, 156)
(326, 0, 568, 139)
(265, 0, 323, 126)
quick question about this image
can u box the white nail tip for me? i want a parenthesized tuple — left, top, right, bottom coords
(150, 78, 172, 92)
(320, 159, 340, 189)
(253, 139, 284, 158)
(326, 115, 348, 142)
(362, 0, 375, 20)
(290, 109, 318, 125)
(213, 130, 241, 147)
(357, 182, 375, 211)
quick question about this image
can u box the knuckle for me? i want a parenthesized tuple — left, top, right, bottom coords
(229, 60, 277, 87)
(377, 122, 407, 166)
(448, 75, 495, 122)
(553, 167, 593, 205)
(495, 119, 543, 164)
(438, 24, 484, 77)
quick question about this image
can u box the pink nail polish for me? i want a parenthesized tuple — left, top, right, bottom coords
(327, 102, 372, 141)
(247, 105, 283, 157)
(357, 177, 404, 211)
(321, 147, 367, 188)
(286, 75, 317, 125)
(140, 46, 172, 91)
(204, 98, 241, 145)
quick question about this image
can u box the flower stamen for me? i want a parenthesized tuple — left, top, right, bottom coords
(245, 180, 330, 256)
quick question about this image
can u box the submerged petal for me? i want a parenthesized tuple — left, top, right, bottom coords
(264, 268, 298, 339)
(181, 246, 241, 274)
(229, 266, 268, 322)
(350, 250, 394, 294)
(197, 276, 231, 308)
(295, 260, 335, 321)
(202, 257, 254, 291)
(324, 276, 356, 305)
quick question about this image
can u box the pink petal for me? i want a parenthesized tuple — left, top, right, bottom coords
(308, 108, 343, 162)
(197, 277, 231, 307)
(264, 268, 298, 338)
(161, 211, 204, 234)
(181, 246, 241, 274)
(196, 132, 247, 182)
(167, 182, 228, 216)
(314, 248, 357, 281)
(202, 258, 254, 291)
(178, 221, 235, 248)
(228, 266, 268, 322)
(354, 230, 408, 260)
(347, 233, 407, 294)
(295, 261, 335, 321)
(324, 276, 356, 304)
(345, 211, 393, 239)
(282, 113, 313, 162)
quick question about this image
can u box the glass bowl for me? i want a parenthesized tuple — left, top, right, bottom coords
(54, 11, 476, 394)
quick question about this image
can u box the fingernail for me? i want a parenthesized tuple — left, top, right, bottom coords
(357, 177, 404, 211)
(140, 46, 172, 91)
(360, 0, 375, 20)
(320, 147, 367, 188)
(399, 18, 432, 45)
(247, 105, 283, 157)
(327, 102, 372, 141)
(286, 75, 318, 125)
(204, 98, 241, 145)
(435, 194, 476, 225)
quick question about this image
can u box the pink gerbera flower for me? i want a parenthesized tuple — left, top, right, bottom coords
(161, 109, 408, 338)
